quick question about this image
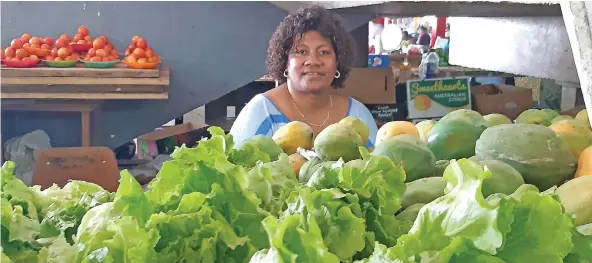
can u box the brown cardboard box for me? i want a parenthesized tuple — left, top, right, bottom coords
(339, 68, 396, 104)
(472, 84, 533, 119)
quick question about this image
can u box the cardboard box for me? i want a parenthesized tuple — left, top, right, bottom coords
(136, 122, 210, 159)
(339, 68, 396, 104)
(471, 84, 533, 119)
(365, 103, 407, 127)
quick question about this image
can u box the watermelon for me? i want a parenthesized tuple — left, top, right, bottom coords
(426, 119, 485, 161)
(475, 124, 577, 191)
(371, 134, 436, 182)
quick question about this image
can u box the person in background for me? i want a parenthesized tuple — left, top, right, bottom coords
(230, 5, 378, 147)
(417, 25, 432, 47)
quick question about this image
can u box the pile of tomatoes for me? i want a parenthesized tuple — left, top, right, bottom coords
(45, 35, 80, 61)
(1, 34, 51, 62)
(71, 25, 93, 45)
(124, 36, 161, 64)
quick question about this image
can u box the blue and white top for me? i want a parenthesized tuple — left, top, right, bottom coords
(230, 94, 379, 147)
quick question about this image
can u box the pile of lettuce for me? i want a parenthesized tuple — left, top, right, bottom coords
(1, 127, 591, 263)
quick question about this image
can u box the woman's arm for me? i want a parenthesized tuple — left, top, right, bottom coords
(229, 94, 272, 145)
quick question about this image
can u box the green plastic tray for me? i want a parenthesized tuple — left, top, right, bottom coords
(81, 59, 118, 69)
(44, 60, 78, 68)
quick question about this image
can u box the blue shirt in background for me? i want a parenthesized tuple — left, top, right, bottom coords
(230, 94, 379, 148)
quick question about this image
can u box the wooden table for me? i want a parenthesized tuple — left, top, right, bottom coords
(1, 63, 171, 146)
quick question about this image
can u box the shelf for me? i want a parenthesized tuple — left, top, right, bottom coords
(0, 64, 170, 100)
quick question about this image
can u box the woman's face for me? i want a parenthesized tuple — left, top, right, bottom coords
(286, 30, 337, 94)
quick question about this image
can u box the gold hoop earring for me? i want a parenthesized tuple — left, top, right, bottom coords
(283, 69, 289, 78)
(335, 70, 341, 79)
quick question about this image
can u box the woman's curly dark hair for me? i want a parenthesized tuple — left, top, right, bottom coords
(266, 5, 356, 89)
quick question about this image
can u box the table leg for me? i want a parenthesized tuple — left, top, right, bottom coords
(81, 111, 91, 147)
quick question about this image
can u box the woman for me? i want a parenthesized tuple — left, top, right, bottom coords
(230, 6, 378, 147)
(416, 26, 432, 47)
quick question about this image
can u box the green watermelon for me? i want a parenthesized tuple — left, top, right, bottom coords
(426, 119, 485, 161)
(371, 134, 436, 182)
(475, 124, 577, 191)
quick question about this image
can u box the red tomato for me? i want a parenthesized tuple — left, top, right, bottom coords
(133, 48, 145, 58)
(90, 56, 102, 62)
(29, 55, 38, 60)
(88, 48, 97, 57)
(30, 44, 40, 48)
(59, 34, 71, 41)
(29, 37, 42, 45)
(78, 25, 89, 36)
(73, 34, 83, 42)
(84, 36, 92, 43)
(57, 47, 69, 59)
(21, 33, 32, 43)
(104, 44, 113, 53)
(15, 48, 28, 59)
(23, 43, 31, 48)
(43, 37, 54, 46)
(55, 57, 64, 61)
(41, 44, 51, 50)
(92, 38, 105, 49)
(45, 55, 55, 60)
(11, 39, 24, 49)
(21, 57, 31, 61)
(95, 49, 107, 57)
(98, 35, 109, 44)
(55, 38, 69, 49)
(145, 49, 154, 58)
(126, 54, 137, 63)
(50, 48, 59, 57)
(137, 57, 148, 63)
(77, 40, 87, 44)
(136, 38, 147, 49)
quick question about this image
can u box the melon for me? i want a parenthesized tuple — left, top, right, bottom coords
(483, 113, 512, 126)
(439, 109, 489, 129)
(475, 124, 577, 191)
(415, 120, 437, 141)
(314, 123, 363, 162)
(550, 120, 592, 160)
(476, 159, 525, 197)
(426, 119, 485, 160)
(339, 116, 370, 145)
(371, 135, 437, 182)
(556, 176, 592, 226)
(514, 109, 554, 126)
(272, 121, 314, 154)
(235, 134, 284, 161)
(575, 146, 592, 178)
(552, 115, 575, 124)
(401, 177, 446, 209)
(576, 109, 591, 129)
(376, 121, 419, 146)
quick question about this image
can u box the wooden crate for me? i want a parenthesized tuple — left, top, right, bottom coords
(0, 63, 170, 100)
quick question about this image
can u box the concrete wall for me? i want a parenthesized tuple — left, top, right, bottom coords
(1, 2, 373, 148)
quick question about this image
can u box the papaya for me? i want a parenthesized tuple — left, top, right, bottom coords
(396, 203, 426, 222)
(552, 115, 575, 124)
(426, 119, 485, 161)
(415, 120, 437, 141)
(541, 108, 560, 120)
(475, 124, 577, 191)
(372, 135, 436, 182)
(288, 153, 307, 176)
(272, 121, 314, 154)
(550, 120, 592, 160)
(483, 113, 512, 126)
(439, 109, 489, 129)
(376, 121, 419, 146)
(339, 116, 370, 145)
(514, 109, 554, 126)
(556, 176, 592, 226)
(401, 177, 446, 209)
(476, 159, 525, 197)
(235, 134, 284, 161)
(434, 160, 450, 177)
(314, 123, 363, 162)
(576, 109, 591, 129)
(575, 146, 592, 178)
